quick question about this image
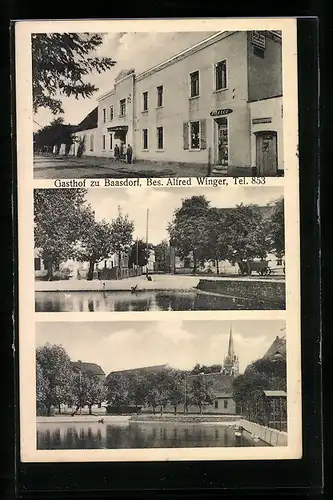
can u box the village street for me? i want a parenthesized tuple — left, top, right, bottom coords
(33, 154, 209, 179)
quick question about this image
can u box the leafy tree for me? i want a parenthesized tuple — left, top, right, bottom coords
(146, 369, 172, 416)
(154, 239, 170, 273)
(34, 117, 76, 154)
(109, 213, 134, 279)
(187, 374, 215, 414)
(73, 207, 113, 280)
(204, 208, 229, 274)
(167, 369, 186, 415)
(268, 198, 285, 257)
(36, 361, 50, 413)
(126, 372, 150, 414)
(168, 196, 212, 273)
(32, 33, 116, 114)
(106, 373, 131, 408)
(190, 363, 222, 375)
(34, 189, 88, 279)
(71, 370, 107, 415)
(222, 204, 271, 275)
(128, 239, 152, 269)
(36, 344, 75, 415)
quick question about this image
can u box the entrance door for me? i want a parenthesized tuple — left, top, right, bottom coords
(216, 118, 228, 166)
(255, 131, 278, 175)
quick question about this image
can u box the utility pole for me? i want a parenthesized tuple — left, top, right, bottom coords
(146, 208, 149, 278)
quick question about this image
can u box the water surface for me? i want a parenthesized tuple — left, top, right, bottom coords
(37, 421, 269, 449)
(35, 290, 279, 312)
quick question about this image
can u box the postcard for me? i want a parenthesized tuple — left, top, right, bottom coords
(15, 18, 301, 462)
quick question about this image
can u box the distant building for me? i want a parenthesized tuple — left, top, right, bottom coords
(74, 31, 283, 176)
(262, 334, 286, 360)
(71, 360, 106, 381)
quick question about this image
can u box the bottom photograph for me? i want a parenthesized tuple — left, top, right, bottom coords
(35, 320, 287, 450)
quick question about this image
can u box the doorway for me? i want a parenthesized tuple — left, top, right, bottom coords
(255, 131, 278, 175)
(215, 117, 229, 166)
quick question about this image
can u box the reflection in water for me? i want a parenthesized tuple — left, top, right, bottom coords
(37, 422, 269, 449)
(35, 290, 280, 312)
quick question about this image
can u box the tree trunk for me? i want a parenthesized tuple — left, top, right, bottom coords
(135, 404, 139, 416)
(216, 260, 219, 274)
(174, 405, 177, 415)
(87, 260, 95, 281)
(88, 405, 92, 415)
(160, 405, 163, 416)
(193, 253, 197, 274)
(118, 253, 122, 279)
(246, 260, 252, 276)
(58, 403, 61, 415)
(153, 406, 156, 415)
(47, 403, 51, 417)
(199, 405, 202, 415)
(71, 405, 80, 416)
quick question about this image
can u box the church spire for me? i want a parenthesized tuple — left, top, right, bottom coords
(228, 325, 235, 358)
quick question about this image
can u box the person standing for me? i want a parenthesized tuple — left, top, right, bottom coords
(126, 144, 133, 164)
(114, 144, 120, 161)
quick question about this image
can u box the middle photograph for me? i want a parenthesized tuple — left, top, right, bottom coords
(34, 185, 285, 312)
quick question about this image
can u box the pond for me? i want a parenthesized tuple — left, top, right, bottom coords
(37, 421, 270, 449)
(35, 290, 278, 312)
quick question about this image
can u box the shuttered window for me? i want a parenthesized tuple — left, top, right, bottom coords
(200, 119, 207, 150)
(183, 122, 189, 149)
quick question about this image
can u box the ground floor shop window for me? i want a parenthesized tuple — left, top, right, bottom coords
(157, 126, 163, 150)
(224, 400, 228, 409)
(189, 121, 200, 150)
(102, 135, 106, 150)
(109, 134, 113, 150)
(142, 129, 148, 150)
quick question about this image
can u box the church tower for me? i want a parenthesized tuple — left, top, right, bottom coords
(221, 325, 239, 377)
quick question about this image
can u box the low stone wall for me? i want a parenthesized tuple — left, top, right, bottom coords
(197, 279, 285, 308)
(129, 414, 240, 423)
(239, 419, 287, 447)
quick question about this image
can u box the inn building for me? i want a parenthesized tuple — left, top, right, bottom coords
(75, 30, 283, 176)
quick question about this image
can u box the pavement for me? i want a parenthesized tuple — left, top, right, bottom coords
(33, 154, 209, 179)
(35, 273, 285, 292)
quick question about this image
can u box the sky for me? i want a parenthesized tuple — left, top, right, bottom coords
(83, 186, 284, 245)
(33, 31, 216, 132)
(36, 319, 286, 375)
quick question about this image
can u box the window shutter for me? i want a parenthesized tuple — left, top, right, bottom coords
(200, 119, 207, 149)
(183, 122, 189, 150)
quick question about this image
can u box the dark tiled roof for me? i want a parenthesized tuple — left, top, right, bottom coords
(263, 336, 286, 359)
(71, 361, 105, 376)
(75, 107, 98, 132)
(188, 372, 234, 394)
(107, 364, 169, 378)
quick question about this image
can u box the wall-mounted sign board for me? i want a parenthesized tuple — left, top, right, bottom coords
(210, 109, 233, 117)
(252, 117, 272, 124)
(252, 31, 266, 50)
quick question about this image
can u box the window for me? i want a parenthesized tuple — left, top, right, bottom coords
(102, 135, 106, 150)
(142, 91, 148, 112)
(109, 134, 113, 150)
(142, 129, 148, 150)
(34, 257, 41, 271)
(253, 46, 265, 58)
(215, 60, 227, 90)
(189, 70, 200, 97)
(277, 258, 282, 266)
(109, 105, 114, 121)
(214, 400, 219, 409)
(157, 85, 163, 107)
(119, 98, 126, 116)
(102, 108, 106, 123)
(157, 127, 163, 150)
(189, 121, 200, 150)
(90, 134, 94, 152)
(224, 400, 228, 409)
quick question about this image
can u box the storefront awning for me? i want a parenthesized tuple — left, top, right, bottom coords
(107, 125, 128, 132)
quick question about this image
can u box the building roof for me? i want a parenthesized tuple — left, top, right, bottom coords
(263, 335, 286, 359)
(107, 364, 169, 378)
(75, 107, 98, 132)
(71, 361, 105, 376)
(263, 390, 287, 398)
(188, 372, 234, 394)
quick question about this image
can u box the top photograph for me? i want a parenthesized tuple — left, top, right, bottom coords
(33, 30, 284, 179)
